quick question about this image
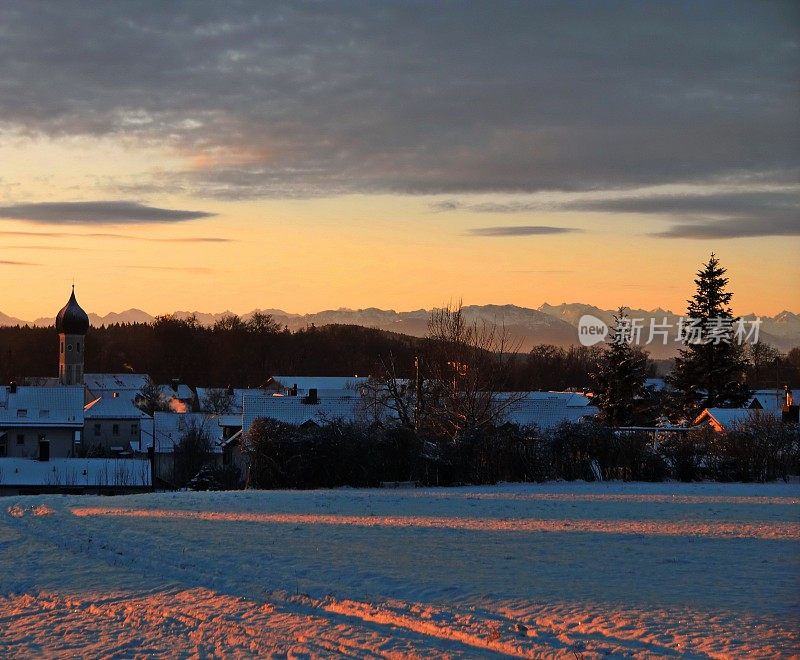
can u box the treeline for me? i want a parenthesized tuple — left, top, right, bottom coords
(0, 315, 655, 390)
(0, 313, 797, 394)
(231, 415, 799, 490)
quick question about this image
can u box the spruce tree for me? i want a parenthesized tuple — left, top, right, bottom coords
(591, 308, 649, 427)
(667, 254, 750, 420)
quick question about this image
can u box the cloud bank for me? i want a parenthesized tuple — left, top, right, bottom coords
(0, 1, 796, 202)
(468, 226, 580, 237)
(0, 201, 216, 225)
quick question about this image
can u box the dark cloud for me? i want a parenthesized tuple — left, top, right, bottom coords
(565, 190, 800, 217)
(441, 188, 800, 238)
(469, 226, 580, 237)
(568, 189, 800, 239)
(0, 2, 796, 198)
(651, 216, 800, 239)
(0, 201, 216, 225)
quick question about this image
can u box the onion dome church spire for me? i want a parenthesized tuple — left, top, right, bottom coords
(56, 286, 89, 385)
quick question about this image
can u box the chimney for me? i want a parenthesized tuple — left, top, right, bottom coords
(290, 384, 298, 397)
(304, 388, 319, 405)
(9, 381, 17, 394)
(171, 378, 180, 392)
(227, 384, 234, 396)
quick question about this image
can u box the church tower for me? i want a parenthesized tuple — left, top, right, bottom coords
(56, 286, 89, 385)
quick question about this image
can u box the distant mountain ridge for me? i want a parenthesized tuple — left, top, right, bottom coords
(6, 303, 799, 358)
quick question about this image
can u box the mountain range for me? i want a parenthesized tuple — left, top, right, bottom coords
(2, 304, 798, 358)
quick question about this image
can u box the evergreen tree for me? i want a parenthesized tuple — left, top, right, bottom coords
(667, 254, 750, 420)
(591, 308, 649, 427)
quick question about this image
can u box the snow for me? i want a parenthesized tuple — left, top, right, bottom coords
(0, 458, 151, 487)
(1, 481, 798, 657)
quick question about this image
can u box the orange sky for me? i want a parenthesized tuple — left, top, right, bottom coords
(1, 5, 798, 320)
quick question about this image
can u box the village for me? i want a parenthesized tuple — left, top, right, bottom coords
(1, 287, 796, 495)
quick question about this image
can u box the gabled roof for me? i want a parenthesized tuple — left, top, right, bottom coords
(158, 383, 194, 401)
(84, 395, 152, 420)
(268, 376, 368, 394)
(500, 394, 599, 429)
(242, 394, 370, 432)
(747, 389, 789, 412)
(84, 373, 150, 392)
(694, 407, 778, 430)
(496, 391, 594, 408)
(0, 386, 84, 428)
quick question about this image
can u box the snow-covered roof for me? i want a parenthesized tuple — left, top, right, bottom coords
(243, 394, 369, 432)
(501, 395, 599, 429)
(84, 373, 150, 393)
(748, 389, 789, 412)
(149, 412, 224, 453)
(218, 414, 243, 428)
(268, 376, 368, 394)
(84, 395, 152, 420)
(0, 457, 151, 487)
(0, 386, 84, 428)
(497, 391, 593, 408)
(645, 378, 668, 392)
(158, 383, 194, 401)
(696, 407, 779, 430)
(195, 387, 266, 414)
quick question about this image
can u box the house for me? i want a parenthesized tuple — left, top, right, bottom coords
(148, 412, 225, 454)
(83, 394, 152, 454)
(242, 392, 373, 434)
(498, 391, 599, 429)
(146, 412, 225, 484)
(748, 387, 794, 413)
(693, 407, 778, 432)
(265, 376, 368, 398)
(0, 385, 85, 459)
(84, 373, 151, 399)
(158, 381, 196, 413)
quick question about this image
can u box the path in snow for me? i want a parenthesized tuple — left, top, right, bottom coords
(1, 482, 798, 657)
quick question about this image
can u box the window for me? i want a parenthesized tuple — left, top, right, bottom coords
(77, 342, 81, 353)
(60, 340, 64, 354)
(0, 441, 6, 457)
(16, 409, 27, 418)
(39, 409, 49, 419)
(94, 424, 101, 437)
(112, 424, 120, 437)
(67, 344, 73, 351)
(16, 434, 24, 445)
(131, 423, 139, 436)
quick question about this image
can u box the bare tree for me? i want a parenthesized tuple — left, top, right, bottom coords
(202, 387, 234, 414)
(368, 302, 523, 439)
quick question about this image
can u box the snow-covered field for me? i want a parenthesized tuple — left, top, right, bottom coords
(1, 482, 798, 658)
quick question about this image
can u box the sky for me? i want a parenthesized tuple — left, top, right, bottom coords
(0, 1, 798, 320)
